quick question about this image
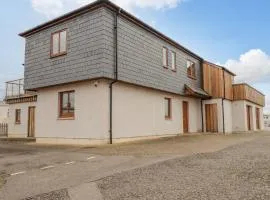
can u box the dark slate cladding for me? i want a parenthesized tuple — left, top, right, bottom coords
(24, 6, 202, 95)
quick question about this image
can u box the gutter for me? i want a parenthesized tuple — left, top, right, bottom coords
(222, 70, 225, 134)
(109, 8, 121, 144)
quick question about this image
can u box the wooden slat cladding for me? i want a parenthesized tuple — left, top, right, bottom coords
(224, 71, 233, 100)
(203, 62, 234, 100)
(233, 84, 265, 106)
(205, 104, 218, 132)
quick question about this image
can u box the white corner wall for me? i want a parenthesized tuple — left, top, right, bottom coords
(35, 80, 110, 142)
(8, 101, 36, 138)
(232, 100, 264, 132)
(112, 82, 202, 139)
(0, 104, 9, 123)
(35, 79, 203, 144)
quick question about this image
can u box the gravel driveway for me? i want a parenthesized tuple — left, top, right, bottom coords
(98, 135, 270, 200)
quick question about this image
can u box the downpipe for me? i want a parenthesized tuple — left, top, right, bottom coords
(109, 8, 121, 144)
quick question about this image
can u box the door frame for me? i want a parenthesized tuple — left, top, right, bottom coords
(246, 105, 252, 131)
(205, 103, 218, 133)
(256, 107, 260, 130)
(28, 106, 36, 138)
(182, 101, 189, 133)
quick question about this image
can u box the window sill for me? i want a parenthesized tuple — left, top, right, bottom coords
(163, 65, 169, 69)
(171, 69, 177, 72)
(15, 122, 21, 125)
(165, 117, 172, 121)
(58, 117, 75, 120)
(50, 52, 67, 59)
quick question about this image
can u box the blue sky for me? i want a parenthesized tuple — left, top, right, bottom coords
(1, 0, 270, 112)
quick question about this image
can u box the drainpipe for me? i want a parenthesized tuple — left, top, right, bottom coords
(222, 70, 225, 134)
(200, 60, 204, 133)
(109, 8, 121, 144)
(201, 99, 204, 132)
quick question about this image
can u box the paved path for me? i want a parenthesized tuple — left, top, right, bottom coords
(0, 132, 269, 200)
(98, 135, 270, 200)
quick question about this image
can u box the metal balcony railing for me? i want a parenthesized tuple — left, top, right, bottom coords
(5, 79, 36, 99)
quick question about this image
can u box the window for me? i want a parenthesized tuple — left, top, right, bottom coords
(15, 109, 21, 124)
(171, 51, 176, 71)
(165, 98, 172, 119)
(187, 60, 196, 79)
(163, 47, 168, 68)
(51, 30, 67, 57)
(59, 91, 75, 119)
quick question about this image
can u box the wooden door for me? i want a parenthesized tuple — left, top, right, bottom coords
(246, 105, 251, 131)
(28, 107, 35, 137)
(205, 104, 218, 132)
(183, 101, 189, 133)
(256, 108, 260, 130)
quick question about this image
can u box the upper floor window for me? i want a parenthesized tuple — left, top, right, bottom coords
(171, 51, 176, 71)
(163, 47, 168, 68)
(59, 91, 75, 119)
(165, 97, 172, 120)
(187, 60, 196, 79)
(15, 109, 21, 124)
(51, 30, 67, 58)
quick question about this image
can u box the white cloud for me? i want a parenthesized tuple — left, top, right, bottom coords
(221, 49, 270, 114)
(31, 0, 64, 18)
(222, 49, 270, 84)
(31, 0, 184, 18)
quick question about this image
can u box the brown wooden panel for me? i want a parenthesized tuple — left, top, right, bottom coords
(205, 104, 218, 132)
(233, 84, 265, 106)
(246, 105, 251, 131)
(183, 101, 189, 133)
(203, 62, 234, 100)
(28, 107, 35, 137)
(256, 108, 260, 130)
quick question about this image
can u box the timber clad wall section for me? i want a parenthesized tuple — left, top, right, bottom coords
(205, 104, 218, 132)
(233, 84, 265, 106)
(203, 62, 234, 100)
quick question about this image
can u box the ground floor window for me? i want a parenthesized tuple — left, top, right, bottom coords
(165, 98, 172, 120)
(15, 109, 21, 124)
(59, 91, 75, 118)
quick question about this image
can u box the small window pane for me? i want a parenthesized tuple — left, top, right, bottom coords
(60, 31, 66, 53)
(172, 52, 176, 70)
(52, 33, 59, 55)
(163, 48, 168, 67)
(59, 91, 75, 118)
(62, 93, 69, 108)
(69, 92, 75, 109)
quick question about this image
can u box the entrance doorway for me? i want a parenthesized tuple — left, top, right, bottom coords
(28, 107, 35, 137)
(205, 104, 218, 132)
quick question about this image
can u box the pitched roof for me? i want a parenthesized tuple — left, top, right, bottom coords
(19, 0, 202, 60)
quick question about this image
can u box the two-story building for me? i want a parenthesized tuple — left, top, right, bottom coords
(5, 0, 265, 144)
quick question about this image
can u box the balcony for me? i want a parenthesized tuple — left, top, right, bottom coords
(233, 83, 265, 106)
(5, 79, 36, 100)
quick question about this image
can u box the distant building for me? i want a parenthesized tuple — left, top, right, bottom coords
(264, 114, 270, 129)
(0, 101, 9, 123)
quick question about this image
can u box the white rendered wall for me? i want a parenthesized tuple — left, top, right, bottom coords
(232, 100, 264, 132)
(112, 82, 202, 139)
(0, 103, 9, 123)
(8, 101, 36, 138)
(35, 79, 203, 144)
(35, 80, 110, 142)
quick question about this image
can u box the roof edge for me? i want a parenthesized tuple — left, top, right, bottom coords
(203, 60, 236, 76)
(233, 83, 265, 96)
(19, 0, 202, 60)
